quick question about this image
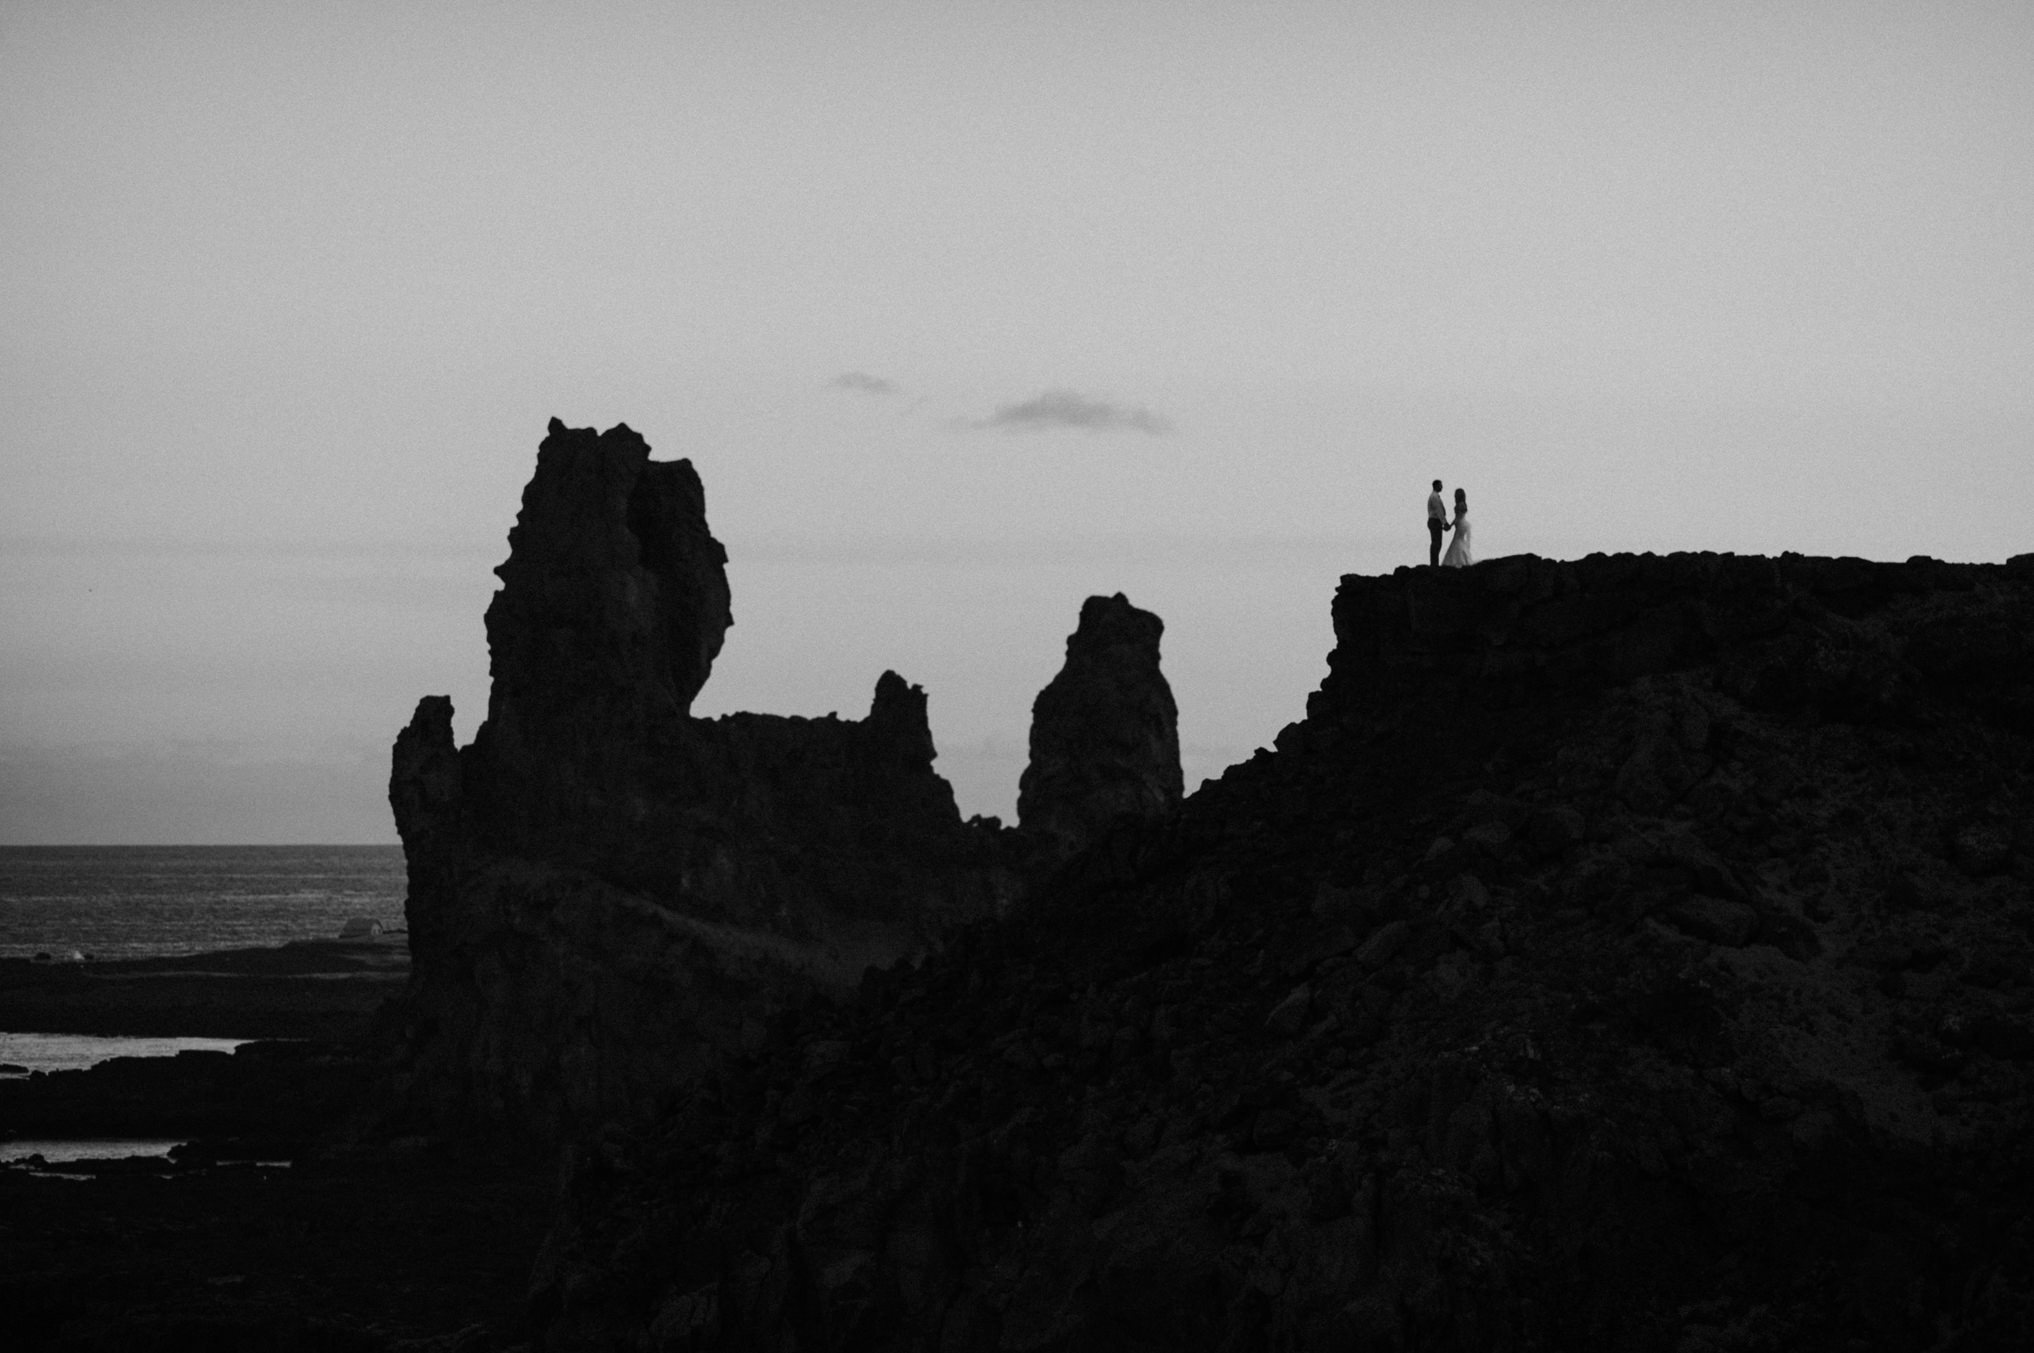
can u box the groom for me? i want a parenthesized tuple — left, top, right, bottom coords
(1427, 479, 1447, 567)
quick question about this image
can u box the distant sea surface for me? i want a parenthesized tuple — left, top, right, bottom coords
(0, 845, 407, 961)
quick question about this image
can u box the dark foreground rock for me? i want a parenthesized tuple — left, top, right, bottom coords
(528, 551, 2034, 1351)
(0, 932, 540, 1352)
(0, 1038, 377, 1140)
(0, 1149, 551, 1352)
(1, 1001, 543, 1350)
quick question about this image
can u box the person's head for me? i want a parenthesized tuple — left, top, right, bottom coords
(1432, 479, 1442, 492)
(1454, 488, 1467, 508)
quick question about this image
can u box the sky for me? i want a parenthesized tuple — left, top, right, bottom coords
(3, 0, 2031, 843)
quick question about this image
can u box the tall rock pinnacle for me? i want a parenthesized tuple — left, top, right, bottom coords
(1018, 592, 1183, 857)
(465, 418, 731, 856)
(482, 417, 730, 750)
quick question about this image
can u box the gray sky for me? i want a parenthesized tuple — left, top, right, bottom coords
(4, 1, 2030, 843)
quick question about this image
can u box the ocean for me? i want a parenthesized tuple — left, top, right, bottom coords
(0, 845, 407, 961)
(0, 846, 409, 1093)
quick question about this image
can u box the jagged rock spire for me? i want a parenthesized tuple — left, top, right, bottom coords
(483, 418, 731, 747)
(1018, 592, 1183, 857)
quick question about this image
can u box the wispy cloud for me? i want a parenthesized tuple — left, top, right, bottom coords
(973, 389, 1174, 435)
(831, 371, 898, 395)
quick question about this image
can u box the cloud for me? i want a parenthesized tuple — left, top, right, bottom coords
(831, 371, 897, 395)
(973, 389, 1174, 435)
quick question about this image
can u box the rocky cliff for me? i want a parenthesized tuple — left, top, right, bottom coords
(530, 550, 2034, 1351)
(1018, 592, 1183, 862)
(385, 421, 1181, 1144)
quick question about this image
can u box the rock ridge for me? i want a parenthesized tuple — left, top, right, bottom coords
(529, 548, 2034, 1350)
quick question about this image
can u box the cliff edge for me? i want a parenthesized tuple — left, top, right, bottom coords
(533, 550, 2034, 1351)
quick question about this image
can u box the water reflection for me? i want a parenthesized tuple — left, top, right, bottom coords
(0, 1032, 247, 1076)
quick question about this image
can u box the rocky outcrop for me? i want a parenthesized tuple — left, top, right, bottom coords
(385, 420, 1016, 1142)
(1017, 592, 1182, 859)
(1310, 550, 2034, 736)
(531, 551, 2034, 1351)
(0, 1040, 375, 1142)
(462, 418, 732, 867)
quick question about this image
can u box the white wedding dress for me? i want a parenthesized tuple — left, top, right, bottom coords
(1441, 511, 1473, 567)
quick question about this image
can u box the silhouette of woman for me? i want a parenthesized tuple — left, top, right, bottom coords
(1442, 488, 1473, 567)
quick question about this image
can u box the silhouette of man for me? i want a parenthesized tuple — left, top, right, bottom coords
(1427, 479, 1447, 567)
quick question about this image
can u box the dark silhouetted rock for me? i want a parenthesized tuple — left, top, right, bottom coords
(528, 549, 2034, 1352)
(464, 418, 730, 862)
(1017, 592, 1183, 858)
(1663, 892, 1759, 946)
(385, 420, 1014, 1142)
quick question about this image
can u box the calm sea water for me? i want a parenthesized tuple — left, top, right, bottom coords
(0, 1032, 248, 1076)
(0, 845, 407, 961)
(0, 846, 409, 1129)
(0, 1138, 184, 1166)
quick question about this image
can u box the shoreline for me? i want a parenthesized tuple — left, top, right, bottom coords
(0, 934, 553, 1349)
(0, 935, 409, 1041)
(0, 1147, 553, 1348)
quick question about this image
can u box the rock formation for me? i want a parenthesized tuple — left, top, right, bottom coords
(386, 420, 1016, 1142)
(529, 551, 2034, 1351)
(461, 417, 732, 866)
(386, 421, 1193, 1145)
(1018, 592, 1183, 860)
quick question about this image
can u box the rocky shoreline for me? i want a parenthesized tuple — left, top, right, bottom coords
(0, 1146, 553, 1351)
(0, 934, 409, 1040)
(0, 936, 558, 1351)
(1, 936, 407, 1147)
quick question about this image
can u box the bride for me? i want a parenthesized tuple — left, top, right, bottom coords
(1442, 488, 1473, 567)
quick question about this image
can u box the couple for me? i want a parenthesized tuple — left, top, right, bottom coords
(1426, 479, 1474, 568)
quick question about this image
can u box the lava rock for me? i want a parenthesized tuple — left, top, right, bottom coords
(1017, 592, 1184, 860)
